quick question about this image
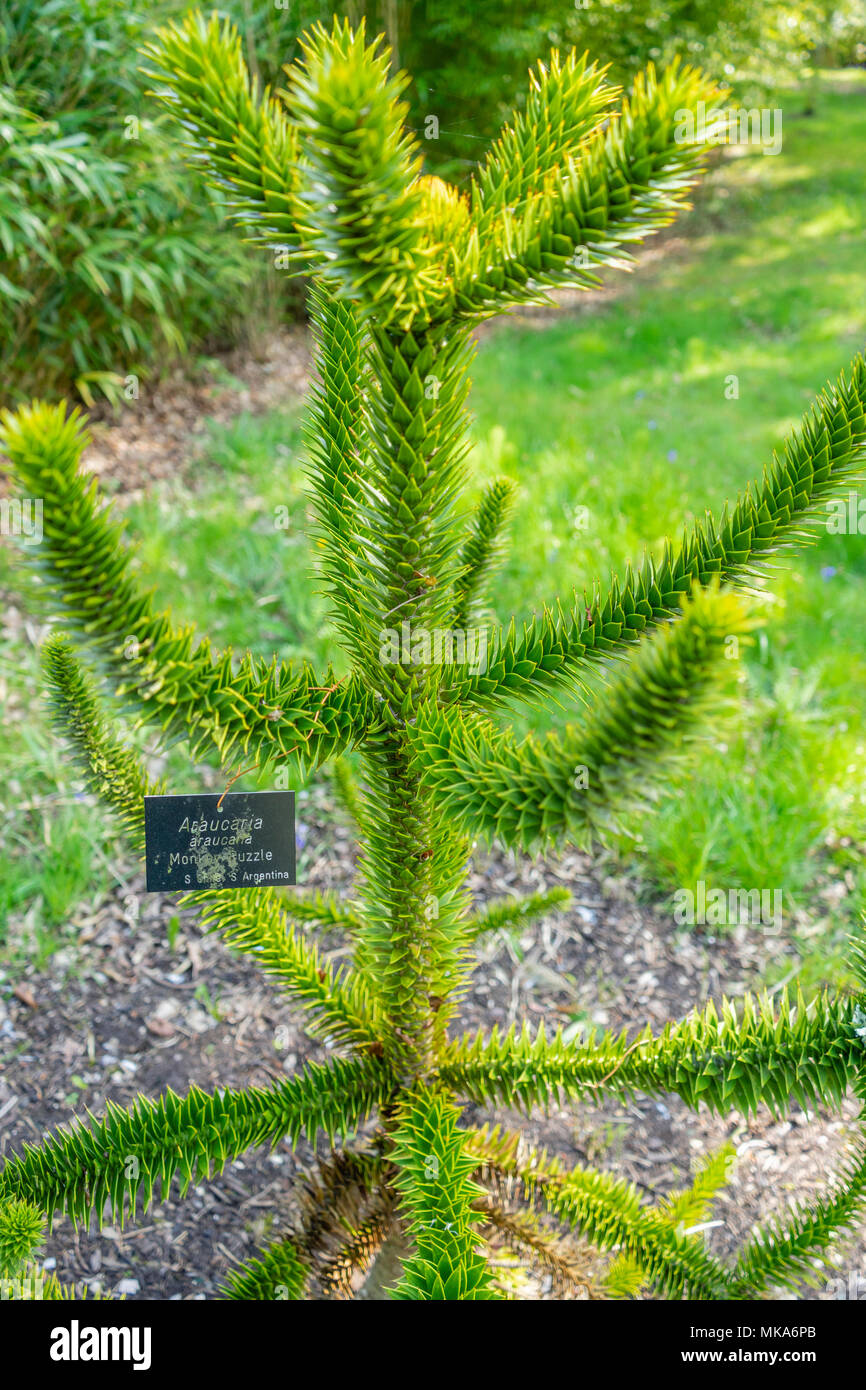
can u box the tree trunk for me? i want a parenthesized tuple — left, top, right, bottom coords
(356, 1228, 412, 1300)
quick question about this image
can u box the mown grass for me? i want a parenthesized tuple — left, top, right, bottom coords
(1, 73, 864, 984)
(126, 409, 335, 667)
(466, 71, 866, 978)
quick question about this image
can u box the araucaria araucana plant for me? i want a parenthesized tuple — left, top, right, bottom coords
(2, 12, 866, 1301)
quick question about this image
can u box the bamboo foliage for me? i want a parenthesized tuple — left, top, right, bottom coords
(2, 10, 866, 1300)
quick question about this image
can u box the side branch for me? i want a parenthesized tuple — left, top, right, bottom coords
(442, 355, 866, 709)
(0, 1058, 394, 1227)
(455, 62, 719, 321)
(410, 586, 753, 850)
(183, 887, 387, 1056)
(2, 402, 376, 772)
(466, 1127, 732, 1300)
(442, 990, 862, 1118)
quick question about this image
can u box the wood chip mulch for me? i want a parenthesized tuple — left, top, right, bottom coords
(1, 781, 863, 1300)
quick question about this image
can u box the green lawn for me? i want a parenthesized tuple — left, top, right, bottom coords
(465, 71, 866, 971)
(1, 72, 864, 981)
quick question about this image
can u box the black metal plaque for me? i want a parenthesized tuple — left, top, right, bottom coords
(144, 791, 296, 892)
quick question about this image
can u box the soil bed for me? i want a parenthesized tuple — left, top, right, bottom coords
(1, 781, 861, 1300)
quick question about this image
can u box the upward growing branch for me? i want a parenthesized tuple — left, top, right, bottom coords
(441, 356, 866, 710)
(286, 21, 443, 329)
(1, 402, 376, 776)
(455, 61, 721, 320)
(141, 10, 304, 252)
(410, 586, 754, 850)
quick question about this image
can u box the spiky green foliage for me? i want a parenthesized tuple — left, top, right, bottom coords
(659, 1145, 737, 1234)
(453, 60, 722, 321)
(2, 1262, 109, 1300)
(467, 1124, 733, 1299)
(441, 990, 865, 1118)
(276, 888, 364, 935)
(453, 478, 518, 629)
(592, 1146, 736, 1300)
(3, 11, 866, 1301)
(182, 885, 386, 1055)
(390, 1089, 497, 1300)
(468, 50, 617, 251)
(285, 21, 440, 328)
(221, 1236, 309, 1301)
(730, 1124, 866, 1298)
(466, 887, 572, 940)
(303, 285, 370, 663)
(0, 1059, 391, 1228)
(442, 357, 866, 709)
(409, 585, 756, 850)
(0, 402, 375, 779)
(0, 1198, 45, 1278)
(0, 1196, 106, 1298)
(520, 1157, 733, 1300)
(42, 632, 162, 846)
(140, 11, 303, 254)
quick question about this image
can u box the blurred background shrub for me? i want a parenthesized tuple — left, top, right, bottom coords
(0, 0, 296, 406)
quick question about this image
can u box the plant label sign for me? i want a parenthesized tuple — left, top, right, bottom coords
(144, 791, 296, 892)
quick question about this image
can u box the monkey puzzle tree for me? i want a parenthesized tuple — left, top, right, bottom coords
(2, 13, 866, 1300)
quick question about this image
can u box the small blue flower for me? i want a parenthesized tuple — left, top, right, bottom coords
(648, 419, 658, 431)
(295, 822, 308, 850)
(667, 449, 678, 462)
(634, 390, 646, 401)
(821, 566, 837, 581)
